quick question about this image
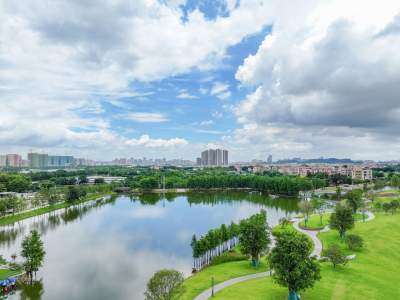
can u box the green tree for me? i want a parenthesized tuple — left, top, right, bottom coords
(346, 189, 363, 214)
(335, 186, 342, 201)
(330, 204, 354, 239)
(239, 210, 270, 267)
(298, 200, 313, 228)
(382, 202, 392, 214)
(7, 175, 31, 192)
(323, 244, 347, 268)
(144, 269, 184, 300)
(65, 186, 80, 203)
(21, 230, 46, 282)
(390, 175, 400, 189)
(345, 234, 363, 250)
(269, 231, 321, 300)
(390, 199, 399, 214)
(311, 197, 325, 226)
(94, 177, 105, 184)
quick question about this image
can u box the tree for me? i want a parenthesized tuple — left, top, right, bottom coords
(390, 175, 400, 189)
(311, 197, 325, 226)
(336, 186, 342, 201)
(298, 200, 313, 228)
(144, 269, 184, 300)
(239, 210, 270, 267)
(269, 231, 321, 300)
(78, 175, 88, 184)
(346, 189, 363, 214)
(21, 230, 46, 282)
(345, 234, 363, 250)
(330, 204, 354, 239)
(382, 202, 392, 214)
(94, 177, 105, 184)
(390, 199, 399, 214)
(279, 217, 290, 228)
(323, 244, 347, 268)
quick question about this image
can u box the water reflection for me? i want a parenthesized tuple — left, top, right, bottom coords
(0, 192, 299, 300)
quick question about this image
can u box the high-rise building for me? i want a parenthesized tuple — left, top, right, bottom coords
(28, 153, 49, 169)
(0, 155, 7, 167)
(48, 156, 74, 167)
(196, 157, 201, 165)
(6, 154, 22, 167)
(267, 154, 273, 164)
(200, 149, 229, 166)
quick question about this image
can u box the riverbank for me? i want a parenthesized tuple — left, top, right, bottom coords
(0, 191, 115, 226)
(210, 212, 399, 299)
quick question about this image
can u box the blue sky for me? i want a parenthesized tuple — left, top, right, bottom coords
(1, 0, 400, 161)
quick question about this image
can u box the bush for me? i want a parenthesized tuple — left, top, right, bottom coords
(345, 234, 363, 250)
(322, 244, 347, 268)
(209, 250, 247, 266)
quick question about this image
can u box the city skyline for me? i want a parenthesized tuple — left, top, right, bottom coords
(1, 1, 400, 161)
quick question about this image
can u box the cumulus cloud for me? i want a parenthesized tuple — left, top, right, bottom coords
(233, 0, 400, 160)
(0, 0, 275, 158)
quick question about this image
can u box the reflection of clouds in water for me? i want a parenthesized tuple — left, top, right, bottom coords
(42, 226, 189, 300)
(130, 206, 167, 219)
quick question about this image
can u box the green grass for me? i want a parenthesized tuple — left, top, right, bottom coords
(180, 257, 268, 300)
(213, 213, 400, 299)
(0, 269, 22, 280)
(299, 213, 367, 230)
(0, 192, 114, 226)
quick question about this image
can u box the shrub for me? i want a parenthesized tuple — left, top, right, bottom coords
(322, 244, 347, 268)
(345, 234, 363, 250)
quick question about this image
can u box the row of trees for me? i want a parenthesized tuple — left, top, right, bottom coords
(190, 222, 240, 271)
(190, 210, 271, 271)
(0, 173, 31, 192)
(186, 175, 326, 195)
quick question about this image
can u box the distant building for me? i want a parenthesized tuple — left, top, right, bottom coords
(351, 167, 373, 181)
(196, 157, 201, 165)
(200, 149, 229, 166)
(0, 155, 7, 167)
(267, 154, 273, 164)
(6, 154, 22, 167)
(28, 153, 49, 169)
(48, 155, 74, 167)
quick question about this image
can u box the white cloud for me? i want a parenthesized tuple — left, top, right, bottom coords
(199, 120, 214, 126)
(125, 112, 168, 123)
(210, 82, 231, 100)
(0, 0, 276, 158)
(232, 0, 400, 160)
(125, 135, 188, 148)
(177, 91, 198, 100)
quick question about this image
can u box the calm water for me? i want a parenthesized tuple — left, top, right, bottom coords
(0, 191, 299, 300)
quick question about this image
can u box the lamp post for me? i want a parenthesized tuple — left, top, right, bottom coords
(211, 276, 215, 297)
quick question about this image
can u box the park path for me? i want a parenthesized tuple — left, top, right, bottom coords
(193, 211, 375, 299)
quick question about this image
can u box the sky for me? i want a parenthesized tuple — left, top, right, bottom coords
(1, 0, 400, 162)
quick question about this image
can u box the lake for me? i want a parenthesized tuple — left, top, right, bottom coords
(0, 191, 299, 300)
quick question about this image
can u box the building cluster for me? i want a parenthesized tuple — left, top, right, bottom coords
(197, 149, 229, 166)
(27, 153, 74, 168)
(249, 164, 373, 180)
(0, 154, 23, 168)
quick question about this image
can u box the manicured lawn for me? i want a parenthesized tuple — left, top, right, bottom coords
(181, 257, 268, 300)
(299, 213, 367, 230)
(0, 269, 22, 280)
(213, 213, 400, 299)
(0, 192, 113, 226)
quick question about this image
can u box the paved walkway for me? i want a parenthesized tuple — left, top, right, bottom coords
(292, 218, 323, 258)
(194, 211, 375, 299)
(193, 271, 271, 300)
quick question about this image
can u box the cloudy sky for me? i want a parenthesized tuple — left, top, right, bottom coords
(1, 0, 400, 161)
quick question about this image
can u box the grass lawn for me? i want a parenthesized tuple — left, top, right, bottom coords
(213, 213, 400, 299)
(299, 213, 367, 230)
(0, 192, 114, 226)
(180, 256, 268, 300)
(0, 269, 22, 280)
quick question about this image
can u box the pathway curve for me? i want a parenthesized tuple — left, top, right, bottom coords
(193, 211, 375, 300)
(193, 271, 271, 300)
(292, 218, 323, 258)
